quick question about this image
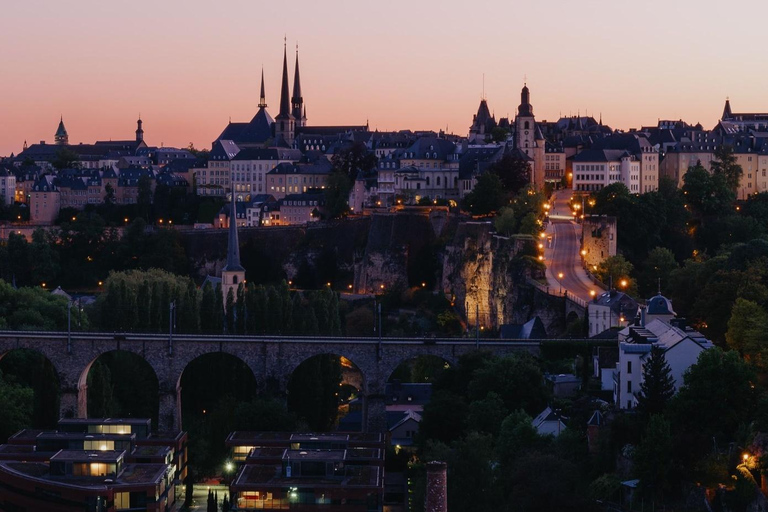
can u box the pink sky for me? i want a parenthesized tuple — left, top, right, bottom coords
(2, 0, 768, 156)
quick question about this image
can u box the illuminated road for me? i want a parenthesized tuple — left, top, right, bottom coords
(543, 190, 605, 302)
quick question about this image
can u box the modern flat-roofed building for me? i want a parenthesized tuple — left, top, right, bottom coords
(0, 418, 187, 512)
(226, 432, 384, 511)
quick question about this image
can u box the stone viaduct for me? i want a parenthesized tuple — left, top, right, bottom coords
(0, 332, 543, 433)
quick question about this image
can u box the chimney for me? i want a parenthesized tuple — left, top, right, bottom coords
(425, 461, 448, 512)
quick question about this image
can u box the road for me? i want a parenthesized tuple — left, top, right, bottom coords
(187, 484, 229, 511)
(543, 190, 605, 302)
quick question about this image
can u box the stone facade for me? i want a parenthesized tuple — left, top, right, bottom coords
(0, 332, 538, 433)
(581, 215, 617, 271)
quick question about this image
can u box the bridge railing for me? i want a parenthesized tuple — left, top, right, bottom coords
(0, 330, 593, 346)
(526, 278, 587, 309)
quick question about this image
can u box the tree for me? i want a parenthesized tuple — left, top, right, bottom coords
(670, 348, 759, 462)
(463, 172, 506, 215)
(710, 144, 743, 193)
(639, 247, 678, 297)
(225, 288, 235, 333)
(726, 298, 768, 367)
(52, 147, 80, 170)
(682, 163, 734, 219)
(330, 142, 377, 181)
(488, 153, 531, 194)
(325, 170, 353, 219)
(137, 175, 153, 220)
(493, 207, 517, 235)
(636, 345, 675, 416)
(0, 371, 34, 441)
(634, 415, 674, 500)
(104, 183, 116, 206)
(595, 254, 634, 290)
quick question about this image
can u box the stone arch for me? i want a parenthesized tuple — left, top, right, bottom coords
(77, 350, 160, 427)
(177, 351, 258, 427)
(0, 348, 62, 428)
(286, 352, 367, 432)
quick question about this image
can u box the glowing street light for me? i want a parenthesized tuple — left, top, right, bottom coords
(580, 249, 587, 256)
(620, 279, 628, 289)
(590, 290, 597, 299)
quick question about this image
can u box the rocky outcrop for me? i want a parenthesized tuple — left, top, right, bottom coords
(442, 222, 534, 330)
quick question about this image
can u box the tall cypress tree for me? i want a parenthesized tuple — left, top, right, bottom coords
(200, 282, 216, 333)
(137, 280, 151, 331)
(637, 345, 675, 416)
(236, 283, 246, 334)
(245, 282, 257, 334)
(214, 284, 224, 333)
(225, 288, 236, 334)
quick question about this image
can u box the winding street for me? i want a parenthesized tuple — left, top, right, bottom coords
(542, 190, 605, 302)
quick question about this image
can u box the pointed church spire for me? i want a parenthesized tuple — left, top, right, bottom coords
(259, 67, 268, 108)
(278, 40, 291, 118)
(223, 194, 244, 272)
(292, 44, 305, 125)
(275, 39, 296, 145)
(722, 97, 732, 120)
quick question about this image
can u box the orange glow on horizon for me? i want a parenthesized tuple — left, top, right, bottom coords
(2, 1, 767, 156)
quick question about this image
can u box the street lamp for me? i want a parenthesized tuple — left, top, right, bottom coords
(557, 272, 564, 295)
(620, 279, 628, 289)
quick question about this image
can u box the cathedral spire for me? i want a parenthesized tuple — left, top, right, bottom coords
(259, 67, 267, 108)
(291, 44, 305, 125)
(275, 39, 295, 145)
(278, 40, 291, 118)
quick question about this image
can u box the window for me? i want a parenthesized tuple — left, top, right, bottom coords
(627, 380, 632, 393)
(627, 361, 632, 374)
(115, 492, 130, 510)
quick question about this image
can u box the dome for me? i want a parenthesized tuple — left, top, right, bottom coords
(646, 294, 675, 316)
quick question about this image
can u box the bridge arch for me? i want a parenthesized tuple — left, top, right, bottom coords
(0, 348, 62, 430)
(287, 352, 366, 432)
(77, 350, 160, 428)
(177, 351, 258, 422)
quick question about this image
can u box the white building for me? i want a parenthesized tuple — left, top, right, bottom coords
(572, 149, 641, 193)
(587, 291, 638, 337)
(532, 407, 567, 437)
(230, 148, 301, 199)
(0, 167, 16, 206)
(613, 295, 713, 410)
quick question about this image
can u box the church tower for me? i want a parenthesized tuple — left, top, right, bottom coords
(274, 41, 296, 146)
(291, 46, 307, 128)
(136, 116, 144, 142)
(221, 194, 245, 309)
(55, 117, 69, 146)
(515, 84, 536, 158)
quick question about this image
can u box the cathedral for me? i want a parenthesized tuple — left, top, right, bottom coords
(215, 42, 365, 149)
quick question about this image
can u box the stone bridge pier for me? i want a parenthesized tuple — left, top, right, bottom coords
(0, 332, 542, 434)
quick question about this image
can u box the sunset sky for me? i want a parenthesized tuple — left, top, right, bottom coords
(2, 0, 768, 156)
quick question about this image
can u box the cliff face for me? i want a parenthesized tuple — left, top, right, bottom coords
(353, 210, 454, 294)
(181, 213, 557, 333)
(442, 222, 533, 330)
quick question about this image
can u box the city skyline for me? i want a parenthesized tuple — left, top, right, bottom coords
(2, 0, 768, 156)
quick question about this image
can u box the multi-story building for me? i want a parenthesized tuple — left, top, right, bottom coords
(571, 149, 641, 193)
(197, 140, 239, 196)
(613, 295, 713, 410)
(587, 290, 638, 337)
(0, 417, 188, 512)
(225, 432, 384, 512)
(277, 191, 326, 225)
(266, 160, 331, 200)
(0, 166, 17, 206)
(230, 147, 301, 199)
(30, 175, 60, 224)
